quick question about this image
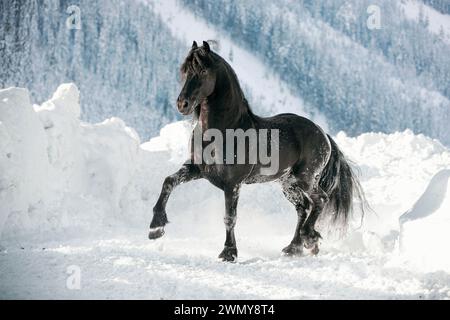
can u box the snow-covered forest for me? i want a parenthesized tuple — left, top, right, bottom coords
(1, 0, 450, 299)
(2, 0, 450, 143)
(1, 0, 186, 139)
(181, 0, 450, 144)
(423, 0, 450, 14)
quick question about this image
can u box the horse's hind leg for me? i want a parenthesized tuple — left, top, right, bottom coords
(281, 160, 329, 256)
(280, 176, 312, 256)
(300, 188, 328, 255)
(149, 163, 200, 239)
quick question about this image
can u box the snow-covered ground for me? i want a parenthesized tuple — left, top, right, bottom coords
(1, 84, 450, 299)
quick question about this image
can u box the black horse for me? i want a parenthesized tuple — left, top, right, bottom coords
(149, 41, 365, 261)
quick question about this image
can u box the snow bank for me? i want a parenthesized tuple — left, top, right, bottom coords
(0, 84, 142, 239)
(335, 130, 450, 233)
(334, 131, 450, 257)
(398, 169, 450, 271)
(0, 88, 49, 236)
(1, 84, 450, 272)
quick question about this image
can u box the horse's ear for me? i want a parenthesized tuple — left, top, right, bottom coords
(192, 41, 198, 50)
(203, 41, 210, 53)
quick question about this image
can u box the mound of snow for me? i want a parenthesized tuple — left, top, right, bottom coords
(398, 169, 450, 271)
(2, 84, 450, 273)
(0, 84, 141, 239)
(336, 131, 450, 226)
(141, 120, 192, 163)
(0, 87, 49, 235)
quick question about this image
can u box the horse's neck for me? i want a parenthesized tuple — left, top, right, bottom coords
(199, 98, 252, 132)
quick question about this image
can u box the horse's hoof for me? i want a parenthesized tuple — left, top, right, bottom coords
(310, 244, 319, 256)
(148, 227, 165, 240)
(302, 229, 321, 249)
(218, 247, 237, 262)
(282, 243, 303, 256)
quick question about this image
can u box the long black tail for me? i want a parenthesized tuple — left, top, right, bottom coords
(319, 135, 367, 226)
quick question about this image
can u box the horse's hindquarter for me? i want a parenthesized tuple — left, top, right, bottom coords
(244, 113, 331, 184)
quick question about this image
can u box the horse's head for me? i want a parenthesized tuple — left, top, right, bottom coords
(177, 41, 217, 115)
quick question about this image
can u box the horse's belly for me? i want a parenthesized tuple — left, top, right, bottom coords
(200, 163, 254, 189)
(243, 166, 292, 184)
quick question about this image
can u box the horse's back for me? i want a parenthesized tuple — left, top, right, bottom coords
(257, 113, 323, 132)
(256, 112, 330, 151)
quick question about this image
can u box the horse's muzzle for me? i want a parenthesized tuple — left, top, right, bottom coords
(177, 99, 193, 115)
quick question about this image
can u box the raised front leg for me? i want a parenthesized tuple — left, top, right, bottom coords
(149, 163, 200, 239)
(218, 185, 241, 262)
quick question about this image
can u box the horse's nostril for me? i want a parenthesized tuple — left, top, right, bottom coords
(177, 99, 189, 111)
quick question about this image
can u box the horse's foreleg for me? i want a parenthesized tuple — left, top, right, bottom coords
(218, 185, 241, 262)
(149, 164, 200, 239)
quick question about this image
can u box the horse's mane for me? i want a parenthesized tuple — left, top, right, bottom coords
(180, 46, 255, 122)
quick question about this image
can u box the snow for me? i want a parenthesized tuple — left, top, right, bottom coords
(398, 169, 450, 272)
(1, 84, 450, 299)
(0, 84, 142, 239)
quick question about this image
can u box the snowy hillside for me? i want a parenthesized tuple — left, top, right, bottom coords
(182, 0, 450, 145)
(1, 0, 186, 140)
(402, 0, 450, 42)
(1, 84, 450, 299)
(147, 0, 328, 129)
(2, 0, 450, 144)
